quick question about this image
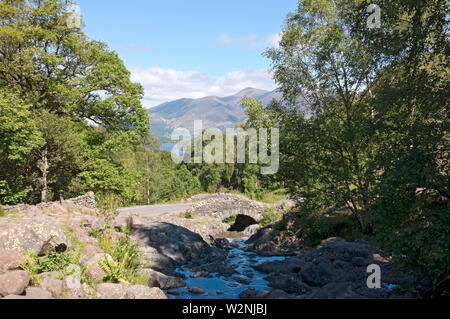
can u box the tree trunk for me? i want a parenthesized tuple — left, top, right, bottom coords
(41, 147, 48, 203)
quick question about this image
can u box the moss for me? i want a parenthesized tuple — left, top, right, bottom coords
(222, 215, 237, 225)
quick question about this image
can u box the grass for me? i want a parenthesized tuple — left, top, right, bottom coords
(0, 206, 4, 217)
(256, 189, 288, 204)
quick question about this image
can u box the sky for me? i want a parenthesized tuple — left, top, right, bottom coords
(76, 0, 298, 107)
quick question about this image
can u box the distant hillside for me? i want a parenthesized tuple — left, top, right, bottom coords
(148, 88, 282, 138)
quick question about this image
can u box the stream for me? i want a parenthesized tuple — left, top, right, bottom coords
(165, 240, 286, 299)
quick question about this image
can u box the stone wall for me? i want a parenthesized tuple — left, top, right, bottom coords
(189, 193, 268, 222)
(1, 192, 96, 213)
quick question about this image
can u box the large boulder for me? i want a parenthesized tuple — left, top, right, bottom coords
(96, 283, 129, 299)
(24, 287, 53, 299)
(0, 249, 25, 273)
(131, 222, 226, 272)
(299, 263, 335, 287)
(62, 276, 88, 299)
(140, 268, 186, 289)
(124, 285, 167, 299)
(113, 215, 133, 232)
(265, 272, 312, 294)
(84, 253, 113, 281)
(41, 276, 64, 298)
(0, 270, 29, 297)
(0, 222, 69, 255)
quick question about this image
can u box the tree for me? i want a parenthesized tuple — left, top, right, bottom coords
(264, 0, 379, 232)
(0, 87, 43, 203)
(0, 0, 150, 203)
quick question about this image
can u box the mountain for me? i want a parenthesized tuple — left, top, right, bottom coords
(148, 88, 282, 138)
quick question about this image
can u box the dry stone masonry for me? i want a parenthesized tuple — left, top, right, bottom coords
(189, 193, 268, 222)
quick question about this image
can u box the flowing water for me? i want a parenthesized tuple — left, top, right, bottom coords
(166, 240, 286, 299)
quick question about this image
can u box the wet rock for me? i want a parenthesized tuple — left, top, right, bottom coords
(209, 237, 233, 250)
(243, 224, 260, 237)
(0, 270, 29, 297)
(140, 268, 186, 289)
(190, 271, 210, 278)
(124, 285, 167, 299)
(188, 286, 206, 295)
(265, 273, 311, 294)
(265, 289, 296, 299)
(253, 257, 304, 274)
(190, 262, 236, 277)
(167, 289, 180, 296)
(239, 288, 270, 299)
(232, 275, 252, 285)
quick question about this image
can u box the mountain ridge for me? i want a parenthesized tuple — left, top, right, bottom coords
(148, 88, 282, 138)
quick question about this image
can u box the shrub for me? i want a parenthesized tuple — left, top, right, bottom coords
(99, 237, 145, 284)
(291, 210, 361, 247)
(222, 215, 237, 225)
(259, 208, 284, 228)
(183, 210, 194, 219)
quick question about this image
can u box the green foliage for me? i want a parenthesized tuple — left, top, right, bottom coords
(258, 0, 449, 283)
(0, 0, 149, 205)
(20, 251, 41, 286)
(183, 210, 194, 219)
(294, 210, 362, 247)
(37, 252, 72, 273)
(222, 215, 237, 225)
(259, 208, 284, 228)
(99, 236, 145, 285)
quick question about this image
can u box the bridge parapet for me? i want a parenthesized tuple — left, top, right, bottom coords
(189, 194, 268, 221)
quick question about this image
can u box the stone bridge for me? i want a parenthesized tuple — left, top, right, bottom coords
(189, 194, 268, 222)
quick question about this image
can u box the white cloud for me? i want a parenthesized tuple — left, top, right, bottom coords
(216, 32, 281, 50)
(130, 67, 276, 108)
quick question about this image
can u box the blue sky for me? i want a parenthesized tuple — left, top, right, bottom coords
(76, 0, 298, 107)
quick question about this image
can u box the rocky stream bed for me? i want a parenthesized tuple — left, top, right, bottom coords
(0, 193, 429, 299)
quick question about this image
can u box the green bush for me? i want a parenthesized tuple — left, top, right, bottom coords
(259, 208, 284, 228)
(99, 237, 145, 284)
(372, 196, 450, 282)
(222, 215, 237, 225)
(291, 210, 362, 247)
(183, 210, 194, 219)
